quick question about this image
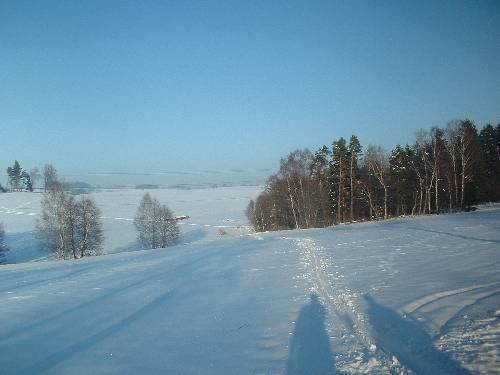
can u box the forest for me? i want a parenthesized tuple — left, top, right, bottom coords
(247, 119, 500, 231)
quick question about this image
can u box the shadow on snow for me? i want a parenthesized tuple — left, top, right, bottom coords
(364, 294, 472, 375)
(285, 293, 337, 375)
(17, 289, 176, 374)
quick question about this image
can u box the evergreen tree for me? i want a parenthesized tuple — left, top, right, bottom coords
(311, 146, 333, 226)
(21, 171, 33, 192)
(6, 161, 23, 191)
(330, 138, 348, 223)
(390, 145, 417, 215)
(348, 135, 362, 222)
(478, 124, 500, 202)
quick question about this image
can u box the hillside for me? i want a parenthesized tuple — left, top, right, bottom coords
(0, 190, 498, 374)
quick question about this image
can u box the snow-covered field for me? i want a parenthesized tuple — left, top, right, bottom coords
(0, 186, 261, 263)
(0, 188, 499, 374)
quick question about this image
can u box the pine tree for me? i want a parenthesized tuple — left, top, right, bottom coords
(330, 138, 348, 223)
(390, 145, 417, 215)
(312, 146, 333, 226)
(21, 171, 33, 192)
(6, 161, 23, 191)
(348, 135, 362, 222)
(478, 124, 500, 202)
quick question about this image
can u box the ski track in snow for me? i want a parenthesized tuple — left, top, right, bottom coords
(283, 236, 398, 374)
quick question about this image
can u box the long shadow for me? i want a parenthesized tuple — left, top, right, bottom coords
(111, 227, 207, 253)
(0, 245, 224, 342)
(285, 294, 337, 375)
(364, 295, 472, 375)
(0, 265, 95, 294)
(180, 227, 207, 244)
(111, 239, 143, 253)
(17, 289, 176, 375)
(408, 226, 500, 244)
(4, 231, 51, 264)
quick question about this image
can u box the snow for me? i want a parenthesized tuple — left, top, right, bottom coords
(0, 186, 262, 263)
(0, 188, 499, 374)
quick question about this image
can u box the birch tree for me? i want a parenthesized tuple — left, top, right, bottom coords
(134, 193, 179, 249)
(364, 145, 390, 219)
(37, 187, 103, 259)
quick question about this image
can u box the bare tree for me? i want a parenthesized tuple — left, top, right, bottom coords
(134, 193, 179, 249)
(446, 121, 461, 208)
(43, 164, 60, 192)
(30, 167, 41, 190)
(364, 145, 390, 219)
(278, 150, 315, 229)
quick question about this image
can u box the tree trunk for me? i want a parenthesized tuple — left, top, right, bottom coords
(287, 178, 299, 229)
(383, 185, 388, 219)
(350, 154, 355, 222)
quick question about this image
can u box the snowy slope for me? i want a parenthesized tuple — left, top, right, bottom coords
(0, 191, 499, 374)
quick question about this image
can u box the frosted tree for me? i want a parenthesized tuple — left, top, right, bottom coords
(37, 187, 103, 259)
(157, 205, 180, 248)
(0, 223, 8, 264)
(134, 193, 179, 249)
(73, 197, 104, 257)
(37, 188, 68, 258)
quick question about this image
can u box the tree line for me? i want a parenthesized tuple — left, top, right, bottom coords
(1, 161, 60, 192)
(247, 119, 500, 232)
(1, 164, 180, 263)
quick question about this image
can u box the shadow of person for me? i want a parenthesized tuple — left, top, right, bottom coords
(285, 293, 337, 375)
(364, 294, 472, 375)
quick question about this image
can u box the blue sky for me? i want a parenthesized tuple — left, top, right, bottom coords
(1, 0, 499, 186)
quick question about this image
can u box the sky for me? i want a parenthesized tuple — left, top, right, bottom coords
(1, 0, 499, 187)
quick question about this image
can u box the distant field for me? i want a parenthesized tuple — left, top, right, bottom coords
(0, 186, 263, 263)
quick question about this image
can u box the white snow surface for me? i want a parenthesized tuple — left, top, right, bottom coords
(0, 189, 499, 374)
(0, 187, 261, 263)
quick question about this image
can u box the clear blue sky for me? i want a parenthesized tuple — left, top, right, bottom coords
(1, 0, 499, 186)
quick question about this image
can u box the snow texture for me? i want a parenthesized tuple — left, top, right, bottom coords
(0, 189, 499, 374)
